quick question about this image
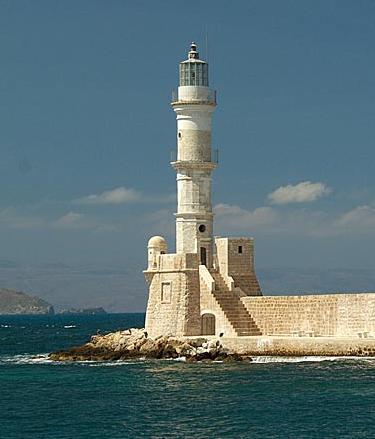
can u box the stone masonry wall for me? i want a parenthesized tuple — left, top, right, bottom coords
(215, 237, 262, 296)
(145, 253, 201, 338)
(242, 293, 375, 337)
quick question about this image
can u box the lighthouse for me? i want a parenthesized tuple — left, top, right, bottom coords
(144, 43, 262, 338)
(171, 42, 217, 268)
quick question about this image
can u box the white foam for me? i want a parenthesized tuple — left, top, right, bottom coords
(164, 356, 187, 362)
(63, 325, 76, 329)
(0, 353, 142, 366)
(2, 353, 374, 366)
(88, 361, 138, 366)
(0, 353, 54, 365)
(250, 355, 375, 364)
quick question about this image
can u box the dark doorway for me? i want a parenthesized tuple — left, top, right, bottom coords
(201, 313, 215, 335)
(200, 247, 207, 265)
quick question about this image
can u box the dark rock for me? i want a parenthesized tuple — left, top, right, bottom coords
(49, 328, 241, 363)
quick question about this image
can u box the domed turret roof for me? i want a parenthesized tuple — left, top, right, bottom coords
(148, 236, 167, 248)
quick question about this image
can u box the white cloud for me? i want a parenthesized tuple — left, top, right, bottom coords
(214, 203, 278, 230)
(214, 202, 334, 236)
(268, 181, 332, 205)
(335, 205, 375, 229)
(52, 211, 119, 232)
(53, 212, 86, 229)
(0, 206, 119, 234)
(76, 187, 141, 205)
(0, 207, 45, 229)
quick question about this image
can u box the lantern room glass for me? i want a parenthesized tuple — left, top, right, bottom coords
(179, 62, 209, 86)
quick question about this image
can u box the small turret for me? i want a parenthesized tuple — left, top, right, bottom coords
(147, 236, 168, 269)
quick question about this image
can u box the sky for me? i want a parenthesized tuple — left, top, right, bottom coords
(1, 1, 375, 309)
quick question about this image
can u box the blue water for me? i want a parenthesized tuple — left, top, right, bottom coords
(0, 314, 374, 438)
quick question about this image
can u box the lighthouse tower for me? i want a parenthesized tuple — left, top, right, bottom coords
(144, 42, 262, 339)
(171, 42, 217, 268)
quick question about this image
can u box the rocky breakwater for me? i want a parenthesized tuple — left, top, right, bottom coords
(49, 328, 246, 362)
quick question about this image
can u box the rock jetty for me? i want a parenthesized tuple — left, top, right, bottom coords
(50, 328, 375, 362)
(49, 328, 246, 362)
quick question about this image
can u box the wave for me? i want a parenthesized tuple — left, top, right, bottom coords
(2, 353, 375, 367)
(0, 353, 139, 366)
(0, 353, 54, 365)
(250, 355, 375, 363)
(63, 325, 77, 329)
(88, 361, 139, 366)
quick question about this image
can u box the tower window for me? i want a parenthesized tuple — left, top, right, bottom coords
(178, 132, 182, 138)
(238, 246, 243, 254)
(161, 282, 171, 303)
(199, 224, 206, 233)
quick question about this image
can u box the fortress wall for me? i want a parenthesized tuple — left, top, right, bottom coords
(218, 336, 375, 357)
(241, 293, 375, 337)
(145, 253, 201, 337)
(336, 294, 375, 336)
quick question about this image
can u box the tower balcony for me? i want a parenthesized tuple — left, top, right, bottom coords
(170, 148, 219, 171)
(171, 88, 216, 105)
(170, 148, 219, 163)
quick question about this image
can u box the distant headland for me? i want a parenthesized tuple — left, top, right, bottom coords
(0, 288, 108, 316)
(0, 288, 54, 315)
(58, 307, 107, 315)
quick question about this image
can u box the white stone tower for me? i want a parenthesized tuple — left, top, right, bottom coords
(144, 42, 262, 338)
(171, 42, 217, 268)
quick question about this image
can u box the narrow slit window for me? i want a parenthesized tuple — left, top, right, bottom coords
(238, 246, 243, 254)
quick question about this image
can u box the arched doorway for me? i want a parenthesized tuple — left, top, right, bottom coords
(201, 313, 215, 335)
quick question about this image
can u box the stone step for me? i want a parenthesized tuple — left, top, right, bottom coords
(230, 324, 257, 329)
(209, 270, 262, 336)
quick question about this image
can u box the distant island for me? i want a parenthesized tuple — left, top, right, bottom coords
(58, 307, 107, 315)
(0, 288, 54, 315)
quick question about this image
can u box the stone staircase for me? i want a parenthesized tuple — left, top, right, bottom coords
(210, 271, 261, 336)
(232, 274, 262, 296)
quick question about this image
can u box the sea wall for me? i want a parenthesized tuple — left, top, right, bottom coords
(220, 335, 375, 357)
(241, 293, 375, 337)
(50, 328, 375, 361)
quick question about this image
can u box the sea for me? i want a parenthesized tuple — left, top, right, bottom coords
(0, 313, 374, 439)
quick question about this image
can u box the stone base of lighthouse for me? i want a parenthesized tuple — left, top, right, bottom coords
(144, 237, 262, 338)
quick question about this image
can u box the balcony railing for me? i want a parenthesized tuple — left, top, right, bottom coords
(171, 88, 217, 105)
(170, 148, 219, 164)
